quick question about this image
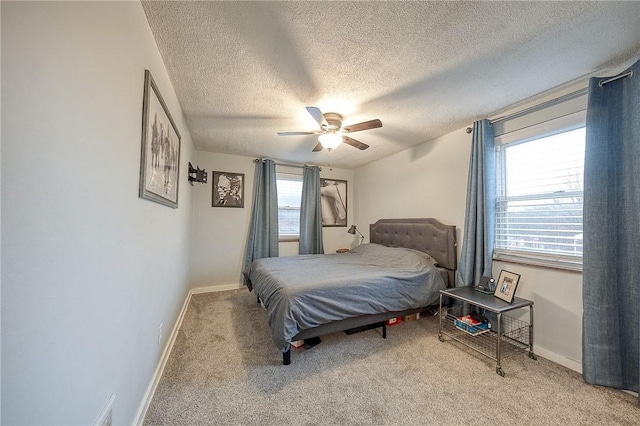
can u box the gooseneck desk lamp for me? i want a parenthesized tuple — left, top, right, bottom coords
(347, 225, 365, 245)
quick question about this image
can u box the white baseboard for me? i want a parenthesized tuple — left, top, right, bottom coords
(131, 290, 192, 426)
(132, 284, 242, 426)
(534, 345, 582, 374)
(191, 283, 242, 294)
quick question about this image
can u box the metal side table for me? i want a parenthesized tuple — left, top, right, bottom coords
(438, 286, 537, 376)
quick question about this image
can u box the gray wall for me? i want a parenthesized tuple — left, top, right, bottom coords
(1, 2, 195, 424)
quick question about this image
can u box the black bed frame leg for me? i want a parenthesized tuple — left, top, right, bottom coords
(283, 349, 291, 365)
(382, 323, 387, 339)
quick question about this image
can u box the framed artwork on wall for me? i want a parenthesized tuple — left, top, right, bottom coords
(494, 270, 521, 303)
(138, 69, 181, 208)
(212, 171, 245, 208)
(320, 178, 347, 227)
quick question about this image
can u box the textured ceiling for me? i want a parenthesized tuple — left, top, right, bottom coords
(142, 1, 640, 169)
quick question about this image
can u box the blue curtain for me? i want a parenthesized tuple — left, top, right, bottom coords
(582, 59, 639, 399)
(457, 119, 496, 287)
(243, 159, 279, 288)
(299, 166, 324, 254)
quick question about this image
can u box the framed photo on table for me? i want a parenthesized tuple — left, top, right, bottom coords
(494, 270, 521, 303)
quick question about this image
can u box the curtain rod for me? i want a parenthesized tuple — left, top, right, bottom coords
(464, 68, 634, 132)
(253, 158, 322, 171)
(465, 87, 588, 133)
(598, 70, 633, 87)
(488, 87, 589, 126)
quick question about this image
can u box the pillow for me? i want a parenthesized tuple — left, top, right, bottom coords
(351, 243, 439, 266)
(425, 253, 439, 266)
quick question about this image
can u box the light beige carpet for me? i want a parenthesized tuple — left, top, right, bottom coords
(144, 290, 639, 425)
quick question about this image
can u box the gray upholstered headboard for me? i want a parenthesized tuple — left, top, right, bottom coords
(369, 218, 457, 287)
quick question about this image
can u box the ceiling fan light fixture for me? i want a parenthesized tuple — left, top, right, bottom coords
(318, 132, 343, 150)
(279, 106, 379, 153)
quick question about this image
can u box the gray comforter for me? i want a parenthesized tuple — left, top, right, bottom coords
(243, 243, 446, 351)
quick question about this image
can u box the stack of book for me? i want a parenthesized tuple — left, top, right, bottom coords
(454, 314, 490, 336)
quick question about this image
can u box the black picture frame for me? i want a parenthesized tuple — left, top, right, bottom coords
(494, 270, 521, 303)
(320, 178, 347, 227)
(139, 70, 181, 208)
(212, 171, 244, 208)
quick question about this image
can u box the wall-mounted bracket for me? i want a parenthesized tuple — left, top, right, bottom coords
(188, 162, 208, 185)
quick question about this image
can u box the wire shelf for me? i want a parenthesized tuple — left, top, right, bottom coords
(440, 305, 531, 361)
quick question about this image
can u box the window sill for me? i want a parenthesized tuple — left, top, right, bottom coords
(493, 250, 582, 273)
(279, 236, 299, 243)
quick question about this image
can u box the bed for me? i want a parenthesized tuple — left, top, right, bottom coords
(243, 218, 457, 365)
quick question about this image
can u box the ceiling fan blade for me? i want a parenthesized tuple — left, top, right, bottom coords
(343, 136, 369, 150)
(312, 142, 324, 152)
(306, 106, 329, 128)
(343, 119, 382, 133)
(277, 131, 319, 136)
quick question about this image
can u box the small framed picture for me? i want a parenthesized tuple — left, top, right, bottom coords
(212, 171, 244, 208)
(494, 270, 521, 303)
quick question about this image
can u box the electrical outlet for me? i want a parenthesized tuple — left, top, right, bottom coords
(158, 323, 163, 346)
(94, 393, 114, 426)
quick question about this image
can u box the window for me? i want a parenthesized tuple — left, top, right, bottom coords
(494, 113, 585, 271)
(276, 173, 303, 240)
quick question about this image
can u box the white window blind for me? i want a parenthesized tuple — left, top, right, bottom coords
(276, 173, 303, 238)
(495, 125, 585, 270)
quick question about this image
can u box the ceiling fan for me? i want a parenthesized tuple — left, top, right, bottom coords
(278, 106, 382, 152)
